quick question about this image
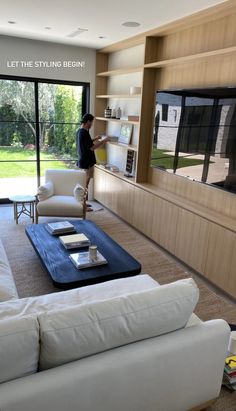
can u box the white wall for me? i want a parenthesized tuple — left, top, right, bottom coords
(0, 35, 96, 115)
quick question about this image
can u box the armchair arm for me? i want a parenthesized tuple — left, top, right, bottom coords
(37, 181, 54, 202)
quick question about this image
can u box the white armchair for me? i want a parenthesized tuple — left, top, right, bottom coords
(36, 169, 87, 223)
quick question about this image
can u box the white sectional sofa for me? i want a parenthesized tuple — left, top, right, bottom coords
(0, 239, 230, 411)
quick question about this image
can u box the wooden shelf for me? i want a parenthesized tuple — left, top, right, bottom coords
(144, 46, 236, 68)
(97, 66, 143, 77)
(95, 165, 136, 184)
(107, 141, 138, 151)
(96, 94, 141, 99)
(95, 117, 139, 125)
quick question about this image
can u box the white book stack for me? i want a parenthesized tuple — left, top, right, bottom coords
(59, 233, 90, 249)
(46, 221, 75, 235)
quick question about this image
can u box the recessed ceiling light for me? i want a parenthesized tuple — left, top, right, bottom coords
(44, 26, 52, 30)
(122, 21, 140, 27)
(8, 20, 16, 24)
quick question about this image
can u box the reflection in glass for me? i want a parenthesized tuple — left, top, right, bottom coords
(151, 88, 236, 193)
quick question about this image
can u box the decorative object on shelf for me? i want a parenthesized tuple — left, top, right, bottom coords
(110, 165, 119, 172)
(129, 86, 141, 95)
(104, 106, 112, 118)
(116, 107, 122, 119)
(118, 123, 133, 145)
(128, 115, 139, 122)
(111, 108, 116, 119)
(103, 164, 119, 172)
(124, 150, 136, 177)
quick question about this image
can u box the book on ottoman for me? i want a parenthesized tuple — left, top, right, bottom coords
(46, 221, 75, 235)
(59, 233, 90, 249)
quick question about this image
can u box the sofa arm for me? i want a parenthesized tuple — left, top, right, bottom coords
(37, 181, 54, 202)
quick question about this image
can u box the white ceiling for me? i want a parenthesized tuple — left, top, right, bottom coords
(0, 0, 226, 49)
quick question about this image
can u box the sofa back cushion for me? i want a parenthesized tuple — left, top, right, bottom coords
(39, 278, 199, 370)
(0, 315, 39, 383)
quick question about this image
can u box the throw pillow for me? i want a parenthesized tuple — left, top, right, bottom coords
(73, 183, 85, 202)
(39, 277, 199, 370)
(37, 181, 54, 202)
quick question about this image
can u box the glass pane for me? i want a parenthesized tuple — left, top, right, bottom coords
(0, 80, 35, 121)
(0, 79, 37, 199)
(38, 83, 83, 178)
(176, 154, 205, 181)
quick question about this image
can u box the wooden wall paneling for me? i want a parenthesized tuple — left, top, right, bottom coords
(94, 167, 107, 205)
(228, 238, 236, 297)
(104, 173, 135, 224)
(144, 37, 164, 64)
(136, 68, 157, 183)
(155, 12, 236, 61)
(151, 197, 179, 255)
(204, 224, 235, 297)
(132, 187, 155, 237)
(157, 54, 236, 91)
(96, 52, 109, 74)
(175, 209, 210, 274)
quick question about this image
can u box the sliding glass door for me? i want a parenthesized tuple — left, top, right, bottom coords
(0, 79, 37, 199)
(0, 76, 89, 202)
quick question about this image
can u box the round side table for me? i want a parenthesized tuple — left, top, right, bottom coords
(9, 195, 36, 224)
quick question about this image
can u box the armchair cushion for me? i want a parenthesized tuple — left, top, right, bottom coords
(73, 183, 85, 202)
(37, 196, 84, 217)
(38, 181, 54, 202)
(39, 278, 199, 370)
(45, 169, 86, 196)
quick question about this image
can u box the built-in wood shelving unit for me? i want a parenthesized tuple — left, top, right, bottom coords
(97, 67, 143, 77)
(94, 1, 236, 299)
(107, 141, 138, 152)
(95, 117, 139, 125)
(144, 45, 236, 68)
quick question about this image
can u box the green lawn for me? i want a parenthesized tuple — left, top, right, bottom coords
(151, 148, 205, 169)
(0, 147, 72, 178)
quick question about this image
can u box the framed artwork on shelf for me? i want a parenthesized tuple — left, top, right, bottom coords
(118, 123, 133, 145)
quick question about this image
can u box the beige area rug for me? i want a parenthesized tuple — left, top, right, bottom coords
(0, 205, 236, 410)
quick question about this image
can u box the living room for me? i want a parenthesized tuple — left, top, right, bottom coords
(0, 0, 236, 410)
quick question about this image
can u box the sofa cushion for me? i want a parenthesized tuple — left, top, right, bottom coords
(37, 181, 54, 202)
(0, 240, 18, 302)
(0, 315, 39, 383)
(39, 278, 199, 370)
(0, 275, 159, 321)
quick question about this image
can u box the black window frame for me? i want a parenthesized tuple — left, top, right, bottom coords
(0, 74, 90, 204)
